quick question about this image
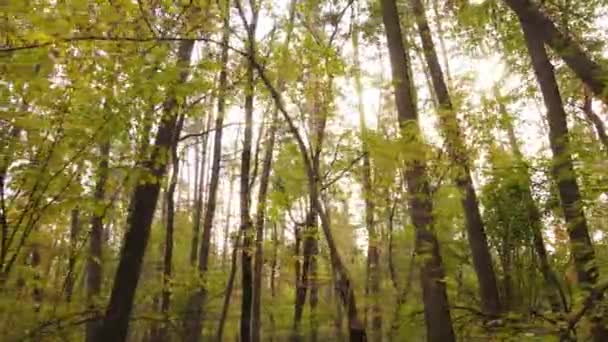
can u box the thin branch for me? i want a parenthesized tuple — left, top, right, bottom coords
(0, 35, 247, 57)
(178, 122, 243, 142)
(321, 153, 366, 190)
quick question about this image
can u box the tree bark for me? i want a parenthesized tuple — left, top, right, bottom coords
(498, 99, 567, 312)
(251, 16, 367, 342)
(519, 18, 606, 339)
(582, 88, 608, 154)
(215, 124, 243, 341)
(221, 169, 236, 268)
(251, 95, 278, 342)
(503, 0, 608, 105)
(411, 0, 502, 317)
(85, 139, 110, 342)
(268, 221, 279, 340)
(31, 236, 42, 312)
(251, 2, 296, 338)
(380, 0, 455, 340)
(293, 209, 316, 342)
(216, 233, 241, 342)
(65, 208, 80, 303)
(352, 6, 381, 339)
(152, 115, 184, 342)
(191, 110, 213, 266)
(239, 24, 255, 342)
(182, 5, 230, 341)
(95, 40, 195, 342)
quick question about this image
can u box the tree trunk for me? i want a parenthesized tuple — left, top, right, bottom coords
(239, 23, 255, 341)
(65, 208, 80, 303)
(251, 100, 278, 342)
(380, 0, 455, 340)
(191, 110, 213, 266)
(253, 17, 367, 342)
(86, 140, 110, 342)
(94, 40, 195, 342)
(152, 115, 184, 342)
(216, 233, 241, 342)
(499, 226, 513, 311)
(411, 0, 502, 317)
(221, 169, 236, 268)
(430, 0, 452, 89)
(352, 7, 381, 339)
(503, 0, 608, 105)
(182, 5, 230, 341)
(519, 18, 606, 339)
(268, 221, 279, 341)
(31, 237, 42, 312)
(582, 88, 608, 154)
(386, 201, 398, 291)
(313, 192, 365, 341)
(216, 118, 243, 341)
(293, 209, 315, 342)
(252, 2, 296, 339)
(498, 99, 567, 312)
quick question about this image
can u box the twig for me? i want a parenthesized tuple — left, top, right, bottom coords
(321, 153, 366, 190)
(178, 122, 243, 142)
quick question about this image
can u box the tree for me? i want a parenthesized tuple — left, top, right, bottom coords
(3, 1, 608, 341)
(410, 0, 501, 317)
(503, 0, 608, 105)
(518, 14, 606, 340)
(182, 3, 231, 341)
(352, 5, 382, 339)
(380, 0, 455, 340)
(95, 40, 196, 342)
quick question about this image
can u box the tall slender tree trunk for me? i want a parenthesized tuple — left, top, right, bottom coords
(502, 0, 608, 105)
(253, 17, 367, 342)
(386, 200, 398, 291)
(252, 2, 296, 339)
(182, 6, 231, 341)
(519, 18, 606, 339)
(352, 6, 381, 339)
(216, 233, 241, 342)
(498, 99, 567, 312)
(380, 0, 455, 340)
(221, 169, 236, 268)
(499, 225, 513, 311)
(86, 139, 110, 342)
(292, 76, 328, 340)
(239, 3, 261, 338)
(268, 221, 280, 341)
(430, 0, 451, 89)
(411, 0, 501, 317)
(239, 25, 255, 342)
(582, 88, 608, 154)
(65, 208, 80, 303)
(293, 209, 315, 341)
(152, 115, 184, 342)
(191, 110, 213, 266)
(95, 40, 195, 342)
(31, 236, 42, 312)
(312, 190, 365, 341)
(216, 126, 243, 341)
(308, 234, 319, 342)
(251, 92, 278, 342)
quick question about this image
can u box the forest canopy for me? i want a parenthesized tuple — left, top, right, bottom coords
(1, 0, 608, 341)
